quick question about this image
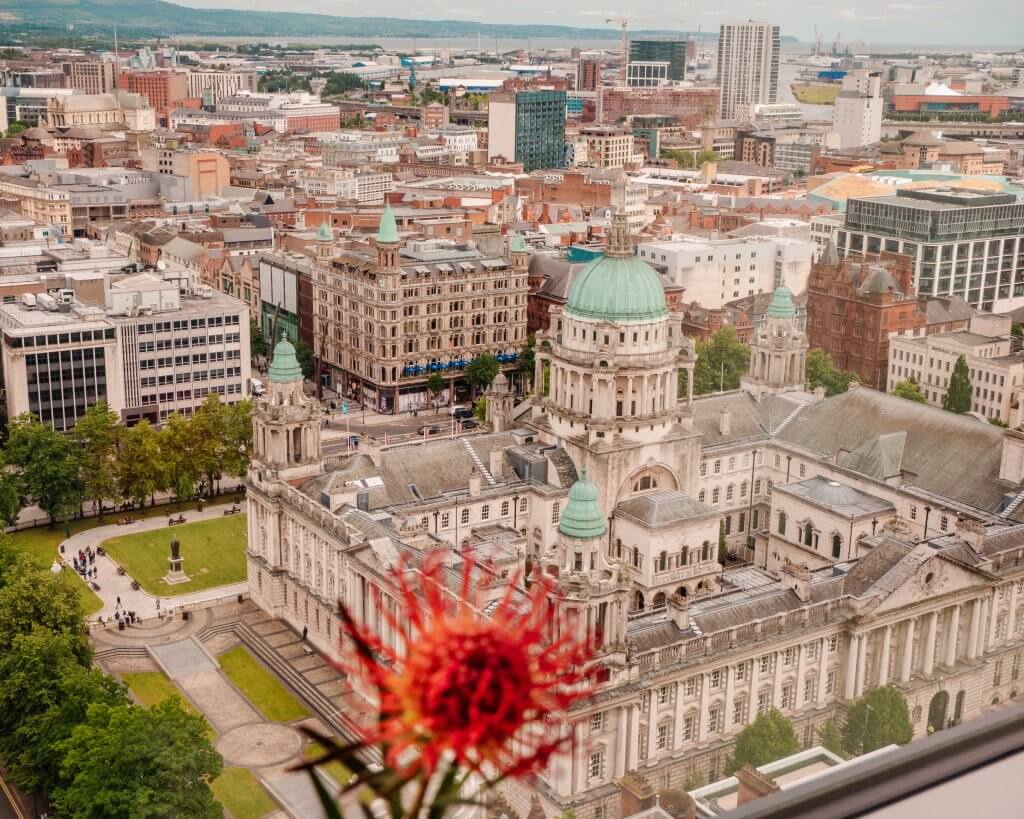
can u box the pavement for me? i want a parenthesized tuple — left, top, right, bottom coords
(57, 499, 248, 623)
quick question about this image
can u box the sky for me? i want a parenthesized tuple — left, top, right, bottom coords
(176, 0, 1022, 47)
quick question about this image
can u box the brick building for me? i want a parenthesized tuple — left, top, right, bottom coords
(597, 85, 720, 129)
(117, 71, 192, 127)
(806, 247, 924, 389)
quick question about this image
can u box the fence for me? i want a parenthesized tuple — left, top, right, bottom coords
(89, 590, 251, 631)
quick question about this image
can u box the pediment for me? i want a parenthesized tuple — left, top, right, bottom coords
(869, 550, 988, 613)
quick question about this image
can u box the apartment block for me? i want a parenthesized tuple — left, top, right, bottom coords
(716, 21, 781, 120)
(487, 90, 567, 173)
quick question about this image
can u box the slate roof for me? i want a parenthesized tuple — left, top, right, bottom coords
(616, 490, 717, 528)
(775, 387, 1018, 513)
(776, 476, 895, 518)
(840, 538, 914, 597)
(922, 295, 976, 325)
(692, 391, 806, 448)
(836, 431, 907, 483)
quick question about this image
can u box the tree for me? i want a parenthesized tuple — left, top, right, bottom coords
(54, 700, 223, 819)
(842, 686, 913, 755)
(726, 708, 801, 774)
(426, 372, 447, 405)
(250, 318, 268, 358)
(718, 519, 728, 564)
(160, 413, 200, 501)
(322, 71, 365, 96)
(0, 630, 128, 793)
(943, 354, 972, 414)
(5, 414, 80, 524)
(5, 120, 28, 137)
(805, 348, 858, 396)
(72, 401, 122, 517)
(697, 149, 721, 166)
(294, 338, 315, 379)
(223, 400, 253, 480)
(465, 353, 500, 398)
(0, 558, 89, 663)
(892, 377, 926, 403)
(1011, 321, 1023, 338)
(116, 421, 165, 508)
(474, 396, 487, 422)
(693, 327, 750, 395)
(519, 334, 536, 388)
(817, 719, 846, 759)
(0, 454, 23, 527)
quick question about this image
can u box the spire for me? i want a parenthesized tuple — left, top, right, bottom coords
(604, 210, 633, 259)
(376, 203, 399, 245)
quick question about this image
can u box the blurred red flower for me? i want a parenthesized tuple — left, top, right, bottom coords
(336, 551, 593, 782)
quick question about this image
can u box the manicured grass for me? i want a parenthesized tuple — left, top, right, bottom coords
(122, 670, 215, 738)
(101, 514, 247, 596)
(219, 646, 310, 723)
(791, 83, 840, 104)
(211, 767, 279, 819)
(5, 520, 105, 614)
(303, 741, 354, 786)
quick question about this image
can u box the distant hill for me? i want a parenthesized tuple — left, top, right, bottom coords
(2, 0, 799, 42)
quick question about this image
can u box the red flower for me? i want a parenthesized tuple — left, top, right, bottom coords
(335, 551, 593, 782)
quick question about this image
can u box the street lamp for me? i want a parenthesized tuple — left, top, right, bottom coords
(512, 492, 520, 530)
(861, 702, 875, 755)
(433, 509, 440, 534)
(923, 505, 933, 539)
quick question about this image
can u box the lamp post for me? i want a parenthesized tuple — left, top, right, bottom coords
(433, 509, 440, 534)
(512, 492, 520, 530)
(745, 447, 758, 557)
(861, 702, 875, 755)
(923, 505, 933, 539)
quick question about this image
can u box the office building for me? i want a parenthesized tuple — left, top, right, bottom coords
(637, 235, 813, 308)
(60, 60, 117, 95)
(598, 85, 720, 129)
(887, 312, 1024, 424)
(487, 90, 567, 172)
(836, 188, 1024, 312)
(580, 126, 636, 169)
(140, 147, 230, 199)
(116, 70, 191, 127)
(716, 21, 781, 120)
(628, 38, 687, 83)
(576, 57, 601, 92)
(0, 273, 250, 429)
(186, 70, 259, 102)
(626, 61, 671, 88)
(834, 71, 884, 150)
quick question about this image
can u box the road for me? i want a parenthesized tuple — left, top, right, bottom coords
(0, 775, 26, 819)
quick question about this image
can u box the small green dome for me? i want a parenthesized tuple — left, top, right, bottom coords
(268, 335, 303, 383)
(766, 286, 796, 319)
(376, 203, 399, 244)
(564, 211, 667, 323)
(559, 471, 607, 540)
(509, 232, 527, 253)
(315, 221, 332, 242)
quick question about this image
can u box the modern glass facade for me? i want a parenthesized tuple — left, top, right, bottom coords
(629, 39, 687, 82)
(514, 90, 567, 173)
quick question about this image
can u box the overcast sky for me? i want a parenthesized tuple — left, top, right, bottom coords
(177, 0, 1020, 47)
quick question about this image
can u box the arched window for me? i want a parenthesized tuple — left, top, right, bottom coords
(714, 460, 721, 474)
(778, 511, 787, 535)
(712, 488, 720, 504)
(657, 551, 668, 572)
(698, 490, 706, 503)
(653, 592, 667, 609)
(634, 475, 657, 492)
(832, 534, 842, 559)
(680, 548, 688, 566)
(804, 522, 815, 548)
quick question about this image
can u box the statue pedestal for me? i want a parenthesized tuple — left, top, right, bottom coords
(164, 556, 190, 586)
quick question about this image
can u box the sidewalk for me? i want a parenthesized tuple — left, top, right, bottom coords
(59, 499, 248, 623)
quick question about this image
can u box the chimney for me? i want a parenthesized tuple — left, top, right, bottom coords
(469, 467, 482, 497)
(780, 559, 812, 602)
(666, 592, 690, 630)
(955, 517, 986, 551)
(735, 765, 781, 807)
(719, 406, 731, 435)
(489, 448, 504, 477)
(1000, 429, 1024, 484)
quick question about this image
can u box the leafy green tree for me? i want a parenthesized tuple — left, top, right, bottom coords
(0, 454, 23, 527)
(224, 400, 253, 480)
(322, 71, 365, 96)
(842, 686, 913, 755)
(116, 421, 165, 508)
(5, 120, 28, 137)
(5, 413, 80, 524)
(465, 353, 500, 398)
(990, 417, 1009, 428)
(294, 338, 315, 379)
(72, 401, 122, 517)
(697, 149, 721, 166)
(805, 348, 858, 396)
(942, 354, 972, 414)
(892, 377, 926, 403)
(519, 334, 536, 385)
(817, 719, 847, 758)
(693, 327, 750, 395)
(473, 396, 487, 422)
(0, 558, 89, 663)
(426, 372, 447, 405)
(160, 413, 200, 501)
(54, 700, 223, 819)
(0, 630, 128, 793)
(726, 708, 801, 774)
(250, 318, 268, 358)
(1011, 321, 1023, 338)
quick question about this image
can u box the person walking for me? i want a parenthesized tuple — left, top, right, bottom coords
(302, 625, 308, 641)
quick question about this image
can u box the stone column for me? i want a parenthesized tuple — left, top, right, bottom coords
(844, 634, 860, 699)
(986, 594, 998, 650)
(697, 674, 710, 742)
(724, 665, 736, 732)
(816, 637, 829, 703)
(855, 633, 868, 696)
(1010, 583, 1020, 641)
(627, 703, 640, 770)
(922, 611, 938, 676)
(647, 691, 659, 759)
(674, 680, 686, 750)
(749, 656, 761, 715)
(967, 598, 981, 660)
(795, 643, 808, 708)
(772, 652, 784, 708)
(945, 605, 960, 667)
(573, 721, 586, 793)
(900, 618, 915, 683)
(615, 706, 628, 778)
(878, 625, 892, 686)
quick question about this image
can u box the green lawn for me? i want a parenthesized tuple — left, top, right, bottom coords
(101, 514, 247, 596)
(791, 83, 840, 104)
(5, 519, 105, 614)
(219, 646, 310, 723)
(211, 767, 279, 819)
(302, 741, 354, 786)
(122, 670, 215, 738)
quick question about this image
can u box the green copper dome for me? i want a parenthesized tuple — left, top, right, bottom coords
(564, 212, 667, 323)
(315, 221, 333, 242)
(559, 470, 607, 540)
(509, 232, 527, 253)
(268, 335, 303, 383)
(376, 203, 399, 244)
(766, 286, 796, 319)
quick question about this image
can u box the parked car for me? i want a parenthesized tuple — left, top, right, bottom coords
(419, 425, 442, 435)
(461, 419, 479, 430)
(450, 405, 474, 419)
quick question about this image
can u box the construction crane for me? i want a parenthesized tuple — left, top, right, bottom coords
(605, 16, 629, 85)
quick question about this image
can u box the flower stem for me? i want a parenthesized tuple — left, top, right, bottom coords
(407, 775, 429, 819)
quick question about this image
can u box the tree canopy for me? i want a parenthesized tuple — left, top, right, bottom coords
(942, 354, 971, 414)
(842, 686, 913, 755)
(322, 71, 365, 96)
(5, 414, 81, 523)
(892, 377, 926, 403)
(72, 401, 122, 517)
(726, 708, 801, 774)
(805, 348, 859, 396)
(693, 326, 750, 395)
(465, 353, 500, 396)
(0, 556, 90, 663)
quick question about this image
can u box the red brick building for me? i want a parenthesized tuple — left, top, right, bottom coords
(806, 250, 925, 389)
(117, 71, 193, 127)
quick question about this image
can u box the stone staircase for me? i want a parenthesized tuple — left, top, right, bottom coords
(461, 439, 496, 485)
(94, 645, 150, 663)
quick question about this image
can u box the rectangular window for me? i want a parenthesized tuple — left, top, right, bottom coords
(657, 723, 670, 750)
(733, 697, 746, 725)
(826, 671, 836, 694)
(589, 751, 604, 780)
(804, 675, 817, 703)
(590, 712, 604, 733)
(781, 684, 794, 710)
(658, 685, 671, 705)
(708, 707, 722, 734)
(683, 714, 695, 741)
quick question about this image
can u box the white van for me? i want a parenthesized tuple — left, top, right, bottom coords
(250, 377, 265, 397)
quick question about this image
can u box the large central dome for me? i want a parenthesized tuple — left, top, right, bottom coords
(565, 212, 668, 323)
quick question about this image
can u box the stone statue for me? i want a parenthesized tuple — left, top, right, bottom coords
(170, 535, 181, 560)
